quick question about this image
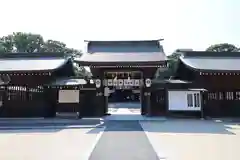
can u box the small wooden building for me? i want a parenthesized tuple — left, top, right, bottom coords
(0, 52, 75, 117)
(174, 51, 240, 117)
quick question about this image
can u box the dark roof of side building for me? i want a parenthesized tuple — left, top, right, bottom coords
(179, 51, 240, 71)
(0, 52, 69, 72)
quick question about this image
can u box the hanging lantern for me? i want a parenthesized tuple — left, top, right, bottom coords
(95, 79, 101, 88)
(118, 79, 123, 86)
(145, 78, 151, 87)
(107, 79, 113, 86)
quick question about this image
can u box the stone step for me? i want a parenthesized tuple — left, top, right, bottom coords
(56, 112, 79, 119)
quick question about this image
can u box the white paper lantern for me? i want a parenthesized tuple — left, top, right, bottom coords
(107, 79, 113, 86)
(118, 79, 123, 86)
(95, 79, 101, 88)
(145, 78, 151, 87)
(128, 79, 133, 86)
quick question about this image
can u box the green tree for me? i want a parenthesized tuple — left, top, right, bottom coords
(206, 43, 239, 52)
(12, 32, 45, 52)
(0, 32, 83, 57)
(43, 40, 66, 52)
(0, 32, 87, 76)
(0, 35, 14, 52)
(155, 51, 181, 79)
(0, 40, 5, 52)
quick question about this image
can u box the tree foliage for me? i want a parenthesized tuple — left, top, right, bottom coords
(155, 51, 181, 79)
(206, 43, 239, 52)
(0, 32, 82, 57)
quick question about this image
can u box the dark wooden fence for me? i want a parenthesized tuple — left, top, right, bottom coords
(0, 85, 49, 117)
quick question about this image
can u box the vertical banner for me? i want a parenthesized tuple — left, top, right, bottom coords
(113, 79, 118, 86)
(104, 87, 110, 96)
(134, 79, 140, 86)
(124, 79, 128, 86)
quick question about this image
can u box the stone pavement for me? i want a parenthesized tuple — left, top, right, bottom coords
(141, 119, 240, 160)
(0, 103, 239, 160)
(0, 126, 105, 160)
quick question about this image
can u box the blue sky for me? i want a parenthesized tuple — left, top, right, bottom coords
(0, 0, 239, 55)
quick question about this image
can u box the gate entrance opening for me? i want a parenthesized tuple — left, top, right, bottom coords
(104, 71, 143, 115)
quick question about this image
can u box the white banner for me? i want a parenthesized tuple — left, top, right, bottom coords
(104, 87, 110, 96)
(58, 90, 79, 103)
(113, 79, 118, 86)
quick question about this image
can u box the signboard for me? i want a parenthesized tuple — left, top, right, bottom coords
(58, 90, 79, 103)
(168, 91, 201, 111)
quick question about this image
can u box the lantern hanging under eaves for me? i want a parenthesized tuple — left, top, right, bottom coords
(95, 79, 101, 88)
(145, 78, 151, 87)
(118, 79, 123, 86)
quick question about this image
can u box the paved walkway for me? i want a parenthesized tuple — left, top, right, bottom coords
(0, 103, 239, 160)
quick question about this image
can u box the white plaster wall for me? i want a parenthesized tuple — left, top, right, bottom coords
(168, 90, 201, 111)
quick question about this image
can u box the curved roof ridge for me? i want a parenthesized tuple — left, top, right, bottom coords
(180, 56, 240, 71)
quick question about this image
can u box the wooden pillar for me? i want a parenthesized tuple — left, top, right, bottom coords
(144, 78, 152, 116)
(96, 84, 105, 116)
(145, 88, 151, 116)
(140, 86, 146, 115)
(200, 91, 205, 119)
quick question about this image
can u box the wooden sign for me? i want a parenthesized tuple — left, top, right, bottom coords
(58, 90, 79, 103)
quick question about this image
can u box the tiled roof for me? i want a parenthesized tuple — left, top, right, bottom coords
(0, 52, 68, 72)
(76, 52, 166, 63)
(179, 51, 240, 71)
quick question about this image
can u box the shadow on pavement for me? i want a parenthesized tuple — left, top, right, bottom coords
(140, 119, 238, 135)
(0, 118, 103, 133)
(87, 119, 239, 135)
